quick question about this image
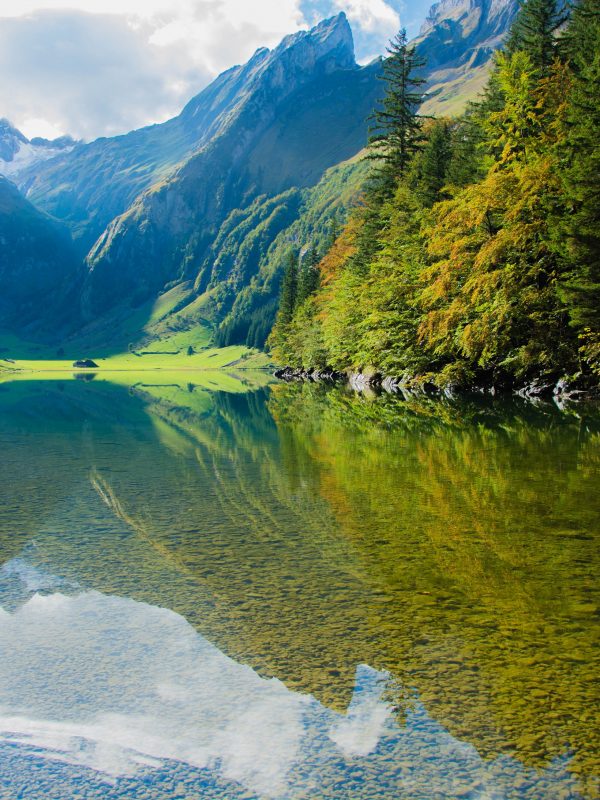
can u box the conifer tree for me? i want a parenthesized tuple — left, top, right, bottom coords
(506, 0, 568, 74)
(556, 0, 600, 368)
(297, 247, 321, 306)
(345, 31, 426, 275)
(277, 250, 299, 326)
(369, 29, 426, 185)
(414, 120, 453, 206)
(325, 216, 341, 252)
(268, 0, 600, 383)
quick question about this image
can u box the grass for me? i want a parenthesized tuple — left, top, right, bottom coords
(0, 345, 271, 373)
(420, 64, 491, 118)
(0, 328, 274, 381)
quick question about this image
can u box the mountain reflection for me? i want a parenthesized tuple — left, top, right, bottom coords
(0, 572, 585, 800)
(0, 378, 598, 799)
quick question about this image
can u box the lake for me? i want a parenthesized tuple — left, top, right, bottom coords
(0, 375, 598, 800)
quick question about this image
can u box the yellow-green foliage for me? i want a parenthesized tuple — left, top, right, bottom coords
(268, 382, 600, 793)
(270, 6, 600, 386)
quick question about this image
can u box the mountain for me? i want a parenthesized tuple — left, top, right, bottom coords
(80, 15, 380, 327)
(1, 3, 519, 351)
(0, 177, 81, 333)
(0, 119, 76, 179)
(415, 0, 518, 115)
(15, 14, 371, 259)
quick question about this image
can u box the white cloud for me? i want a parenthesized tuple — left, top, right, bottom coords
(19, 118, 66, 140)
(328, 665, 393, 756)
(0, 0, 416, 140)
(0, 11, 211, 140)
(0, 0, 208, 18)
(335, 0, 399, 32)
(335, 0, 400, 61)
(0, 2, 308, 139)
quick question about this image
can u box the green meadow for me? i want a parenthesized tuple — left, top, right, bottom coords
(0, 328, 273, 379)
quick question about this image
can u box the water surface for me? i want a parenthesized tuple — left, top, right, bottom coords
(0, 377, 598, 799)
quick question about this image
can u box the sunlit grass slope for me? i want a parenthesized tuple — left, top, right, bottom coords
(0, 328, 273, 376)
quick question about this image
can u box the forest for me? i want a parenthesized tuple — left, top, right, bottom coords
(268, 0, 600, 390)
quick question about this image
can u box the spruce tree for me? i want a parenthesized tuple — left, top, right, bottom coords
(556, 0, 600, 357)
(445, 112, 487, 187)
(369, 29, 426, 186)
(326, 216, 341, 252)
(342, 31, 427, 278)
(506, 0, 568, 74)
(562, 0, 600, 70)
(414, 120, 453, 206)
(297, 247, 321, 306)
(278, 250, 299, 326)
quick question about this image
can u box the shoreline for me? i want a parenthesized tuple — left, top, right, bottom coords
(273, 366, 600, 404)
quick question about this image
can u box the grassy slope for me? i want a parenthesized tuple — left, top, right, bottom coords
(0, 328, 273, 376)
(420, 63, 491, 117)
(213, 151, 372, 346)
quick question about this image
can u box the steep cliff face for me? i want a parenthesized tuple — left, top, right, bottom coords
(82, 14, 381, 320)
(0, 178, 82, 332)
(418, 0, 517, 62)
(415, 0, 518, 115)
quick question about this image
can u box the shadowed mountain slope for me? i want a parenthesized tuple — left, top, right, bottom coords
(0, 177, 82, 334)
(81, 15, 380, 322)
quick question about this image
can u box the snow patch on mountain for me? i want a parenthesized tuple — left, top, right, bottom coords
(0, 119, 77, 178)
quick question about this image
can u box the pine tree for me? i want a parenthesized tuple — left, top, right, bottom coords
(506, 0, 568, 75)
(369, 29, 426, 186)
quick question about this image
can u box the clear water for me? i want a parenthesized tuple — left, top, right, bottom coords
(0, 377, 598, 800)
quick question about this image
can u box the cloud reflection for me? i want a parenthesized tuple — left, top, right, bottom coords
(0, 587, 389, 796)
(0, 563, 584, 800)
(0, 592, 310, 795)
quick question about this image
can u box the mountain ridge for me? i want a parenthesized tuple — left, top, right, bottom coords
(0, 118, 76, 179)
(12, 13, 360, 257)
(80, 13, 380, 322)
(0, 3, 519, 350)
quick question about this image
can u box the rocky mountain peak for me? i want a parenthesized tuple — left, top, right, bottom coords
(275, 13, 356, 72)
(177, 13, 356, 148)
(0, 119, 28, 161)
(414, 0, 518, 71)
(420, 0, 479, 35)
(0, 118, 77, 178)
(0, 118, 27, 140)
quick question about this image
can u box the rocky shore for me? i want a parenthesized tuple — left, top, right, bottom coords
(273, 366, 600, 404)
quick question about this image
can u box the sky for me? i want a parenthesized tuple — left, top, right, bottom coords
(0, 0, 432, 142)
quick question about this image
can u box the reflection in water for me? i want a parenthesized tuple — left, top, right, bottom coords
(0, 568, 586, 800)
(0, 580, 311, 795)
(0, 378, 598, 799)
